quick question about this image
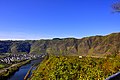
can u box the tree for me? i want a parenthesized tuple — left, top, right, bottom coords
(112, 1, 120, 12)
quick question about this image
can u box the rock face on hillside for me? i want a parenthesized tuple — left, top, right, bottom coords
(0, 41, 31, 54)
(0, 33, 120, 56)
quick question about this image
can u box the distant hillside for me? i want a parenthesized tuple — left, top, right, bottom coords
(0, 32, 120, 56)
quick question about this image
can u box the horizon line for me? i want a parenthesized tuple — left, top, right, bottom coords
(0, 32, 119, 41)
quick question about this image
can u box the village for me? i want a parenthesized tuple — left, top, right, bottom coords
(0, 53, 45, 64)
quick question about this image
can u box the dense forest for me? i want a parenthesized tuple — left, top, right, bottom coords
(0, 32, 120, 56)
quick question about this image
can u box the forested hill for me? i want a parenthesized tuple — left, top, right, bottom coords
(0, 32, 120, 56)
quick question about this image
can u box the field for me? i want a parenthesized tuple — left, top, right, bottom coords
(30, 56, 120, 80)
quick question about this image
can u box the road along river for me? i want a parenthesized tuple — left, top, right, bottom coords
(7, 59, 42, 80)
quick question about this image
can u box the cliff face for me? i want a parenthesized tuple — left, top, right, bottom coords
(0, 33, 120, 56)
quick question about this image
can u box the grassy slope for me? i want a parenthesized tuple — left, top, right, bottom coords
(0, 64, 5, 69)
(30, 56, 120, 80)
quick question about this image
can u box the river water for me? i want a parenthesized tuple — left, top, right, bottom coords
(7, 59, 42, 80)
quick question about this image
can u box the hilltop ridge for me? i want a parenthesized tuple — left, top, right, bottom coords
(0, 32, 120, 56)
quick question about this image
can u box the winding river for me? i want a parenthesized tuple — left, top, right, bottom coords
(7, 59, 42, 80)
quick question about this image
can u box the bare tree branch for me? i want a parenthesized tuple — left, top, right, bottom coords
(112, 1, 120, 12)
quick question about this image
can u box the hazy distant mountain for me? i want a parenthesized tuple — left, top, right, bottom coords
(0, 32, 120, 56)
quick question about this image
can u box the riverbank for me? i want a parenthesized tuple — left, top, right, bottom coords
(7, 59, 43, 80)
(24, 64, 36, 80)
(28, 55, 49, 80)
(0, 60, 31, 80)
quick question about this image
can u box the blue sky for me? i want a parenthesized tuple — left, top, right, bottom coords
(0, 0, 120, 40)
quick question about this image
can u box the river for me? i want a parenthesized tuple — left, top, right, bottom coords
(7, 59, 42, 80)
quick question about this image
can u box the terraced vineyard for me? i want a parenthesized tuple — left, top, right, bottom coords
(30, 56, 120, 80)
(0, 64, 5, 69)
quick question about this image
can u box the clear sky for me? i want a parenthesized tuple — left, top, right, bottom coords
(0, 0, 120, 40)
